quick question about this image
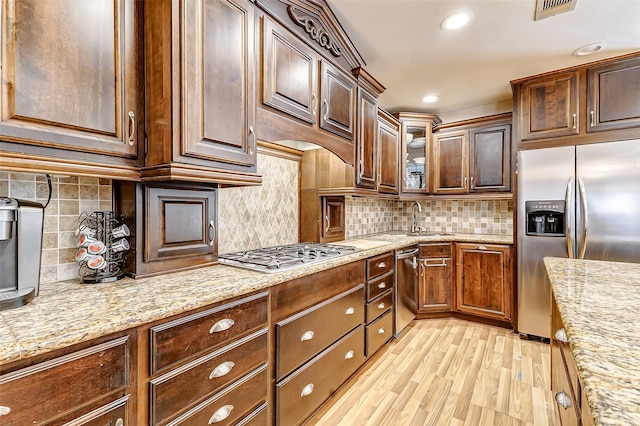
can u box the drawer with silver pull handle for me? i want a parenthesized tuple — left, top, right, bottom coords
(150, 329, 268, 425)
(365, 310, 393, 357)
(150, 292, 268, 374)
(276, 325, 365, 426)
(366, 290, 393, 323)
(367, 271, 394, 301)
(366, 252, 394, 280)
(276, 285, 364, 380)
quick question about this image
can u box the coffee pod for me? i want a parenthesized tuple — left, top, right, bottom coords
(75, 248, 89, 262)
(87, 240, 107, 255)
(111, 223, 130, 239)
(111, 238, 130, 253)
(74, 224, 96, 238)
(77, 233, 100, 247)
(86, 255, 106, 270)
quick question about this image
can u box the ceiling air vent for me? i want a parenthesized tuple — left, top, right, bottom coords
(534, 0, 577, 20)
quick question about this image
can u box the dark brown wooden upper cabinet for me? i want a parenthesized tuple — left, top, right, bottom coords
(432, 131, 468, 195)
(377, 110, 400, 195)
(262, 16, 318, 124)
(518, 71, 579, 141)
(355, 88, 378, 190)
(395, 113, 440, 195)
(0, 0, 142, 177)
(320, 61, 356, 140)
(587, 57, 640, 132)
(431, 113, 512, 195)
(144, 0, 261, 184)
(469, 124, 511, 192)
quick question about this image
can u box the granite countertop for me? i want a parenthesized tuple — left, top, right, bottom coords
(0, 232, 512, 367)
(544, 257, 640, 426)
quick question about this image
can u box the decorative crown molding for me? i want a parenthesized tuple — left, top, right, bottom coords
(287, 5, 342, 57)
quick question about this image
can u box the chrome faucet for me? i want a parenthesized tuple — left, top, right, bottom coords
(411, 201, 424, 234)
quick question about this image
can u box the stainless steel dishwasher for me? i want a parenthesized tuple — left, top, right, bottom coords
(395, 245, 419, 337)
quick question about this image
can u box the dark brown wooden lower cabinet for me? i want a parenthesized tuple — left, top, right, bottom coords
(365, 310, 393, 356)
(276, 326, 365, 426)
(455, 243, 512, 321)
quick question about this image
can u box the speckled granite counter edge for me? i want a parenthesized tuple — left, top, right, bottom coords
(0, 233, 512, 366)
(544, 257, 640, 426)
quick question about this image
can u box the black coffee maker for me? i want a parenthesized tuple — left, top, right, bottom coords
(0, 197, 44, 310)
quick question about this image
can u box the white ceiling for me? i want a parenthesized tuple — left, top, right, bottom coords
(327, 0, 640, 122)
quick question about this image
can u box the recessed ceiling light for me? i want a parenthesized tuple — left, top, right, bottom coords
(441, 11, 473, 30)
(422, 95, 439, 103)
(572, 42, 607, 57)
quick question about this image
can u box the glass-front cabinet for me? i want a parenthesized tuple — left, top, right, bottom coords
(394, 113, 440, 194)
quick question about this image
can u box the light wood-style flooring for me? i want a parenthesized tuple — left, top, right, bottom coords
(310, 318, 559, 426)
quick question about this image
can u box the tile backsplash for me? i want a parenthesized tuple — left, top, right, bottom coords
(346, 198, 513, 238)
(0, 172, 112, 283)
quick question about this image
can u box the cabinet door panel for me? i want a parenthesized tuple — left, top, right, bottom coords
(377, 114, 400, 194)
(355, 88, 378, 189)
(419, 259, 452, 312)
(320, 62, 355, 139)
(0, 0, 139, 157)
(587, 58, 640, 132)
(262, 17, 317, 124)
(182, 0, 256, 166)
(469, 124, 511, 192)
(321, 196, 345, 242)
(432, 132, 468, 194)
(456, 244, 511, 320)
(520, 72, 579, 140)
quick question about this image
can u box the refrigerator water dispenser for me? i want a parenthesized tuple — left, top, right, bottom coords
(525, 201, 565, 236)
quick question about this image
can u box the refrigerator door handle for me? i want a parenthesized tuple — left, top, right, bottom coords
(565, 177, 574, 259)
(578, 177, 589, 259)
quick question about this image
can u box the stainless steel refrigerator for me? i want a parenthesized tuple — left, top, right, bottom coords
(517, 139, 640, 339)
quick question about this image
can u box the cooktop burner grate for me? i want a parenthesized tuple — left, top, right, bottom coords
(219, 243, 357, 273)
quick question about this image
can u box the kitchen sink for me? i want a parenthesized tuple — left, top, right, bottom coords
(379, 231, 455, 237)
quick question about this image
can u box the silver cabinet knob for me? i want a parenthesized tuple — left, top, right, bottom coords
(344, 350, 354, 360)
(554, 328, 569, 344)
(555, 391, 572, 409)
(301, 383, 315, 397)
(377, 282, 386, 289)
(209, 361, 235, 379)
(345, 307, 355, 315)
(0, 406, 10, 416)
(115, 419, 123, 426)
(301, 330, 315, 341)
(209, 405, 233, 424)
(377, 261, 386, 269)
(377, 302, 386, 309)
(378, 328, 385, 335)
(209, 318, 234, 334)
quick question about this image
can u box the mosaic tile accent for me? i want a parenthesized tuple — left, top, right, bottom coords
(218, 151, 300, 253)
(346, 198, 513, 237)
(0, 172, 112, 283)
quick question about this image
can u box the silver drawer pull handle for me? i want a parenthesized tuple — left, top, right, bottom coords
(301, 383, 315, 397)
(344, 350, 354, 360)
(345, 307, 355, 315)
(209, 361, 235, 379)
(555, 391, 571, 409)
(127, 111, 136, 146)
(590, 110, 595, 127)
(301, 330, 315, 341)
(377, 282, 386, 289)
(378, 327, 385, 335)
(476, 245, 487, 250)
(0, 406, 10, 416)
(209, 404, 234, 424)
(377, 261, 386, 268)
(554, 328, 569, 344)
(115, 419, 123, 426)
(378, 303, 386, 309)
(209, 318, 234, 334)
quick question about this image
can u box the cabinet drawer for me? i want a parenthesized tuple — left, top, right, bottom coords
(367, 252, 394, 279)
(276, 325, 365, 426)
(366, 310, 393, 357)
(420, 243, 451, 258)
(150, 292, 268, 374)
(169, 365, 267, 425)
(150, 329, 268, 425)
(0, 337, 129, 426)
(367, 271, 393, 301)
(276, 285, 364, 380)
(366, 290, 392, 323)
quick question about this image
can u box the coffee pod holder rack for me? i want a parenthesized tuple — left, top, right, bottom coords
(76, 211, 128, 284)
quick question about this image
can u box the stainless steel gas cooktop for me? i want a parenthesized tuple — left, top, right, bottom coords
(218, 243, 357, 273)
